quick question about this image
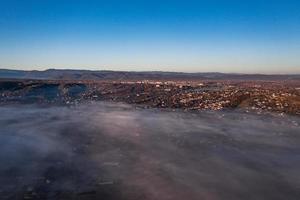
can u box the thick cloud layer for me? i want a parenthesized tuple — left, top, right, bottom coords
(0, 102, 299, 200)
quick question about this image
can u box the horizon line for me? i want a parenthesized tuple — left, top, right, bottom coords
(0, 68, 300, 76)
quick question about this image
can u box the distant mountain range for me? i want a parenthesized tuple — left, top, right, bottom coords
(0, 69, 299, 81)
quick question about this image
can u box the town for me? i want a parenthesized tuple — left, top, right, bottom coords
(1, 79, 300, 115)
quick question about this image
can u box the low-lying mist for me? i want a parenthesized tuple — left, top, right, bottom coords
(0, 102, 299, 200)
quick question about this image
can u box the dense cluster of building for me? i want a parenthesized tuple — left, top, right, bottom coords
(1, 79, 300, 115)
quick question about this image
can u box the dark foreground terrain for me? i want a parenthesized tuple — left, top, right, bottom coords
(0, 102, 299, 200)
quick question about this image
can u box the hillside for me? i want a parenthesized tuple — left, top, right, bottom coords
(1, 69, 300, 81)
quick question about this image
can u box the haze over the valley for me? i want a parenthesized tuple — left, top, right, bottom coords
(1, 103, 299, 200)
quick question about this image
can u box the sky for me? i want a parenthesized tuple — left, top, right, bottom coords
(0, 0, 299, 74)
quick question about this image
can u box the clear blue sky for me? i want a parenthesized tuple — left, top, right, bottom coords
(0, 0, 299, 73)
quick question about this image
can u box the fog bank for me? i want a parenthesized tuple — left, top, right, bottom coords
(0, 102, 299, 200)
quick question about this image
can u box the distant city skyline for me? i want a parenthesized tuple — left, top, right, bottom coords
(0, 0, 300, 74)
